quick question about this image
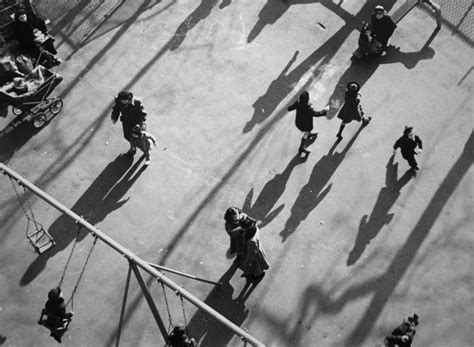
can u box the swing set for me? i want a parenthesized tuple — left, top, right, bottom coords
(1, 163, 265, 346)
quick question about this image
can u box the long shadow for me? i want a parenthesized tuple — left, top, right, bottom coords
(242, 154, 306, 228)
(244, 0, 397, 131)
(169, 0, 218, 51)
(185, 261, 249, 347)
(243, 50, 299, 133)
(347, 155, 415, 266)
(247, 0, 319, 43)
(345, 131, 473, 345)
(20, 154, 147, 286)
(0, 120, 41, 164)
(280, 125, 365, 241)
(257, 133, 473, 346)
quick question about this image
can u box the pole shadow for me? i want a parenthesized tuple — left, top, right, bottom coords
(0, 119, 41, 163)
(242, 154, 306, 228)
(280, 125, 365, 242)
(347, 154, 415, 266)
(186, 261, 249, 347)
(20, 154, 147, 286)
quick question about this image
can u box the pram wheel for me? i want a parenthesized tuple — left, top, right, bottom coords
(49, 99, 63, 115)
(12, 107, 23, 116)
(33, 113, 47, 128)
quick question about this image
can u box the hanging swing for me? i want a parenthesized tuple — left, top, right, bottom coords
(160, 280, 197, 347)
(38, 224, 98, 342)
(9, 177, 55, 253)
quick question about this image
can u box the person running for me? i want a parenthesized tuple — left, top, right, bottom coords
(287, 91, 329, 155)
(336, 81, 371, 140)
(393, 126, 423, 170)
(111, 91, 147, 156)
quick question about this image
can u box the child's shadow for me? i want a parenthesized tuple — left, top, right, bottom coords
(20, 154, 147, 285)
(186, 261, 249, 347)
(347, 155, 415, 265)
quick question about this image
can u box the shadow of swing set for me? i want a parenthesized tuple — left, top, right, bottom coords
(0, 163, 265, 347)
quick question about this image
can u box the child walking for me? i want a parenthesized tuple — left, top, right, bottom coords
(393, 126, 423, 170)
(130, 124, 157, 166)
(336, 81, 371, 140)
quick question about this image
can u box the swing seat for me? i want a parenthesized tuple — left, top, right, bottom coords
(38, 308, 71, 338)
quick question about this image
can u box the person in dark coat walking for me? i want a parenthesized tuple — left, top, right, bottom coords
(287, 91, 329, 155)
(111, 91, 147, 156)
(224, 207, 248, 260)
(393, 126, 423, 170)
(336, 81, 371, 140)
(384, 314, 419, 347)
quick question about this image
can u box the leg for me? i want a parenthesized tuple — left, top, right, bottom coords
(407, 155, 419, 170)
(336, 122, 346, 140)
(298, 132, 311, 154)
(126, 141, 136, 156)
(144, 150, 151, 165)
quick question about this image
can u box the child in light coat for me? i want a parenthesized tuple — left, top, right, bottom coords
(130, 124, 157, 165)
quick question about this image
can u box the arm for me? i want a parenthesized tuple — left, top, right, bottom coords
(134, 98, 147, 129)
(287, 101, 298, 112)
(415, 136, 423, 150)
(149, 133, 157, 146)
(111, 99, 120, 123)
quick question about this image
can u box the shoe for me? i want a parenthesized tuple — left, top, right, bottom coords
(362, 116, 372, 126)
(411, 165, 419, 171)
(336, 133, 343, 140)
(298, 148, 311, 154)
(309, 132, 318, 141)
(144, 160, 150, 166)
(126, 148, 136, 156)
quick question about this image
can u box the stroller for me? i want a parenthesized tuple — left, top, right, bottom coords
(0, 54, 63, 129)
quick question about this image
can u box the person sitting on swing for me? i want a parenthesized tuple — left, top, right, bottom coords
(168, 324, 196, 347)
(45, 287, 74, 320)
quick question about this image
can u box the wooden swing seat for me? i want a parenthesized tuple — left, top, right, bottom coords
(38, 308, 71, 336)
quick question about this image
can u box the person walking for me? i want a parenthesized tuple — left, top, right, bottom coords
(238, 217, 269, 281)
(224, 207, 248, 260)
(111, 91, 147, 156)
(393, 126, 423, 170)
(130, 124, 157, 166)
(287, 91, 329, 155)
(336, 81, 371, 140)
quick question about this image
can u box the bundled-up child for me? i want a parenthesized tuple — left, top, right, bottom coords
(130, 124, 157, 166)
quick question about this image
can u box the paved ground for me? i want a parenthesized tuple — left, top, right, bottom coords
(0, 1, 472, 346)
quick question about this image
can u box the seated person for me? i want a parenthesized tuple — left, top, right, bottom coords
(5, 77, 29, 95)
(12, 7, 57, 58)
(384, 314, 419, 347)
(0, 35, 33, 85)
(45, 287, 74, 320)
(168, 324, 196, 347)
(354, 5, 397, 59)
(2, 65, 45, 96)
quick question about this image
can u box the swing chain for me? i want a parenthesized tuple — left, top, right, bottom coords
(160, 280, 174, 332)
(179, 294, 189, 334)
(9, 177, 43, 233)
(65, 235, 98, 310)
(58, 225, 82, 288)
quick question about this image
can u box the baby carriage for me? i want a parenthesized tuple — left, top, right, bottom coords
(0, 58, 63, 129)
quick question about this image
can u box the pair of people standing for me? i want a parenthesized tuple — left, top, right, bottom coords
(111, 91, 156, 166)
(224, 207, 270, 281)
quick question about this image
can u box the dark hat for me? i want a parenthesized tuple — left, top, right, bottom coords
(347, 81, 360, 92)
(117, 91, 133, 101)
(48, 287, 61, 300)
(15, 7, 27, 16)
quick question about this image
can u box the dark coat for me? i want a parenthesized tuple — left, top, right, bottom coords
(111, 97, 147, 142)
(45, 297, 72, 319)
(370, 14, 397, 46)
(287, 101, 326, 132)
(12, 16, 48, 57)
(393, 135, 422, 158)
(337, 88, 364, 123)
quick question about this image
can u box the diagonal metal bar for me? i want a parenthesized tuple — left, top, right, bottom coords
(115, 263, 132, 347)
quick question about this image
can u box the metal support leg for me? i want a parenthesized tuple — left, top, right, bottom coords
(422, 0, 442, 28)
(130, 262, 170, 345)
(115, 264, 132, 347)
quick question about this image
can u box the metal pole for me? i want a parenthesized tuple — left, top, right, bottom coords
(115, 264, 132, 347)
(147, 262, 222, 286)
(0, 163, 265, 347)
(130, 263, 170, 344)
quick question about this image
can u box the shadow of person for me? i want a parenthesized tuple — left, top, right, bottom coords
(20, 154, 147, 286)
(347, 154, 415, 265)
(242, 154, 306, 228)
(235, 273, 266, 304)
(0, 118, 42, 163)
(219, 0, 232, 10)
(169, 0, 218, 51)
(280, 125, 365, 242)
(186, 261, 249, 347)
(243, 50, 299, 133)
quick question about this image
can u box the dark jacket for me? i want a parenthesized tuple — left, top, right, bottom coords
(337, 88, 363, 123)
(393, 135, 422, 158)
(12, 16, 48, 55)
(111, 97, 147, 141)
(287, 101, 326, 132)
(45, 297, 72, 319)
(370, 14, 397, 46)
